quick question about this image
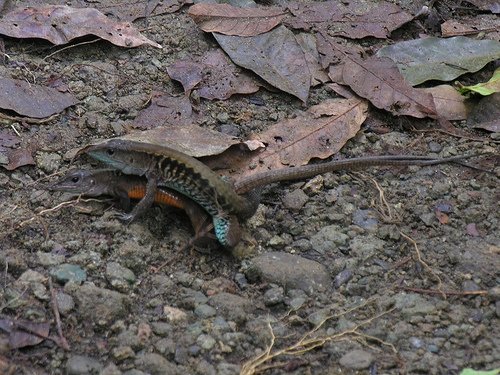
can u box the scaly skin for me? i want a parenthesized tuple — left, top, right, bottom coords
(49, 168, 222, 244)
(78, 139, 473, 247)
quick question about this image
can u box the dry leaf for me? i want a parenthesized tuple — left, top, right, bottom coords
(118, 125, 239, 158)
(286, 0, 413, 39)
(421, 85, 469, 120)
(214, 26, 310, 101)
(167, 49, 260, 100)
(97, 0, 192, 22)
(230, 97, 368, 178)
(188, 3, 285, 37)
(295, 33, 330, 86)
(0, 318, 50, 349)
(441, 16, 500, 41)
(342, 55, 437, 118)
(0, 5, 161, 48)
(463, 0, 500, 13)
(0, 77, 77, 118)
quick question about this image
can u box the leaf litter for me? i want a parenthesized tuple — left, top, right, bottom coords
(0, 5, 162, 48)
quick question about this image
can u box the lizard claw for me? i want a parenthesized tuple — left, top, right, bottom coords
(110, 212, 135, 224)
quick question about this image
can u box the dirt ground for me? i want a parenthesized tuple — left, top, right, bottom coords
(1, 1, 499, 374)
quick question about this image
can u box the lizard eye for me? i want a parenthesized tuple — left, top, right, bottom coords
(106, 148, 115, 156)
(71, 176, 80, 183)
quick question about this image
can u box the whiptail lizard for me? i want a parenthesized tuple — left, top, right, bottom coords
(76, 138, 472, 247)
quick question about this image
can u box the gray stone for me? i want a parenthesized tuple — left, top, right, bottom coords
(339, 349, 373, 370)
(208, 292, 254, 324)
(310, 225, 349, 253)
(135, 353, 178, 375)
(100, 363, 122, 375)
(349, 236, 386, 259)
(282, 189, 309, 211)
(263, 286, 284, 306)
(36, 152, 62, 173)
(216, 362, 241, 375)
(246, 252, 331, 295)
(65, 282, 129, 326)
(154, 337, 176, 355)
(50, 264, 87, 284)
(37, 252, 65, 266)
(66, 355, 103, 375)
(197, 334, 216, 350)
(56, 291, 75, 315)
(194, 304, 216, 318)
(106, 262, 136, 292)
(352, 209, 379, 231)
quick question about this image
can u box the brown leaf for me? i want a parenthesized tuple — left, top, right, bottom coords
(342, 55, 437, 118)
(435, 209, 449, 225)
(420, 85, 470, 121)
(118, 125, 239, 158)
(2, 148, 35, 170)
(133, 93, 193, 130)
(286, 0, 413, 39)
(188, 3, 286, 37)
(0, 5, 161, 48)
(0, 318, 50, 349)
(214, 26, 311, 101)
(463, 0, 500, 13)
(228, 97, 368, 177)
(97, 0, 192, 22)
(0, 77, 77, 118)
(441, 16, 500, 41)
(167, 50, 261, 100)
(295, 33, 330, 86)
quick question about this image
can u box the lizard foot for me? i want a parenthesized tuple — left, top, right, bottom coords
(110, 212, 135, 224)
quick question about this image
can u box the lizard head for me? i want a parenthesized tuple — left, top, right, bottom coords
(49, 169, 110, 196)
(83, 139, 155, 176)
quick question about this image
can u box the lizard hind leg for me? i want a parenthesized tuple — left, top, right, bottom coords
(213, 215, 242, 248)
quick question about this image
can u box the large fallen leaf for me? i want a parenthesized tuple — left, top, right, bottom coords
(458, 68, 500, 96)
(214, 26, 310, 101)
(118, 125, 239, 157)
(420, 85, 469, 120)
(295, 33, 330, 86)
(167, 49, 260, 100)
(463, 0, 500, 14)
(133, 93, 193, 129)
(467, 93, 500, 129)
(0, 77, 77, 118)
(441, 16, 500, 41)
(0, 318, 50, 349)
(218, 97, 368, 179)
(286, 0, 413, 39)
(377, 36, 500, 86)
(97, 0, 192, 22)
(342, 56, 436, 118)
(188, 3, 285, 37)
(0, 5, 161, 48)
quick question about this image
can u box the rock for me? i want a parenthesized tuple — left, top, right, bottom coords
(66, 355, 103, 375)
(339, 349, 373, 370)
(197, 334, 216, 350)
(50, 264, 87, 284)
(282, 189, 309, 211)
(106, 262, 136, 292)
(135, 353, 178, 375)
(349, 236, 386, 259)
(334, 269, 353, 288)
(163, 306, 188, 323)
(37, 252, 65, 266)
(263, 286, 284, 306)
(56, 291, 75, 315)
(310, 225, 349, 254)
(246, 252, 331, 295)
(194, 304, 216, 318)
(36, 152, 62, 173)
(100, 362, 122, 375)
(208, 292, 254, 324)
(352, 209, 379, 231)
(216, 362, 241, 375)
(65, 282, 129, 326)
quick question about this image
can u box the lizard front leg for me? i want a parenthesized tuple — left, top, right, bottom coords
(112, 173, 158, 223)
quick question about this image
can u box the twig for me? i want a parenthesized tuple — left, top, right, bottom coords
(400, 232, 446, 299)
(42, 39, 100, 62)
(399, 286, 487, 296)
(48, 278, 70, 350)
(0, 111, 60, 124)
(240, 299, 397, 375)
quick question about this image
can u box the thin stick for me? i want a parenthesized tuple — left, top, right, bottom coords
(48, 278, 70, 350)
